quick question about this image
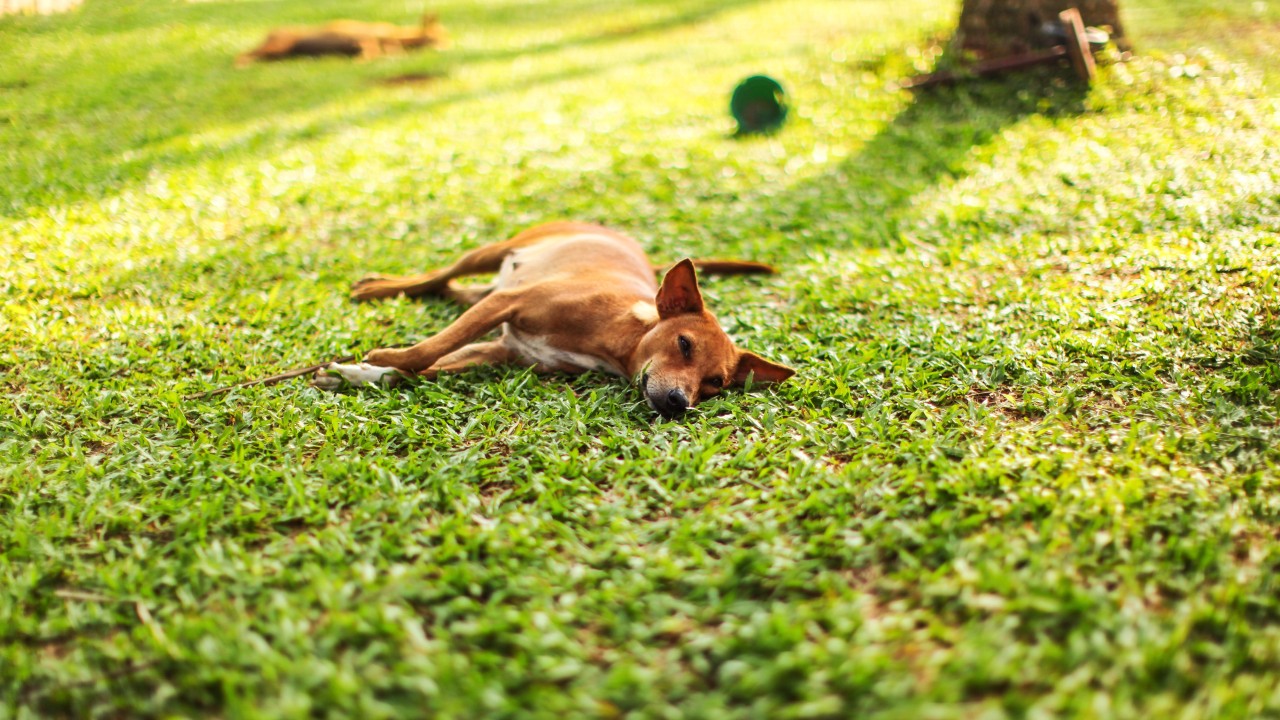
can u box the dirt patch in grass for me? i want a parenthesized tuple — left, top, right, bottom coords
(82, 440, 111, 457)
(966, 387, 1043, 421)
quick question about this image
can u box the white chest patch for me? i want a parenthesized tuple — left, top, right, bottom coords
(630, 300, 659, 324)
(503, 328, 623, 376)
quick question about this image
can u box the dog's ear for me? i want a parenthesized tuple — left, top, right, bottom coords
(732, 350, 794, 386)
(655, 259, 704, 319)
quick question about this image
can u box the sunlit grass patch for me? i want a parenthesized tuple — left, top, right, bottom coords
(2, 0, 1280, 717)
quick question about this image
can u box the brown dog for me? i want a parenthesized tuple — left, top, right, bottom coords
(313, 222, 794, 418)
(236, 14, 449, 67)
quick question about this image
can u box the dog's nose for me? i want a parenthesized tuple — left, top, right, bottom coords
(666, 389, 689, 413)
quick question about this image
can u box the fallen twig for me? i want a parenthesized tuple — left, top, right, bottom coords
(54, 589, 126, 604)
(184, 355, 356, 400)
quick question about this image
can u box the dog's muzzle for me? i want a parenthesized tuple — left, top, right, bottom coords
(642, 372, 689, 419)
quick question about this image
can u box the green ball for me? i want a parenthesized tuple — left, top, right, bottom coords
(730, 75, 787, 135)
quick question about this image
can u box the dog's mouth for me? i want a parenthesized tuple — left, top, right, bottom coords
(640, 372, 690, 419)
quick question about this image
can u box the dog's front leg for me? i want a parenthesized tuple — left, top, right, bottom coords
(314, 290, 523, 391)
(364, 289, 522, 372)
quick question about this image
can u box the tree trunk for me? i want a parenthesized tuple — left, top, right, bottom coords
(956, 0, 1129, 58)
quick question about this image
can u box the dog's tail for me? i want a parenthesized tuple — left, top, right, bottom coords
(655, 259, 776, 275)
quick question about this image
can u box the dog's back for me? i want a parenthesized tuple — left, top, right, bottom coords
(323, 14, 448, 48)
(493, 225, 657, 299)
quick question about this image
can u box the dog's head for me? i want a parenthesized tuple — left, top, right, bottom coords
(635, 259, 794, 418)
(416, 13, 451, 48)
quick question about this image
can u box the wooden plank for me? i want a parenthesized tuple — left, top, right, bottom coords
(1060, 8, 1097, 83)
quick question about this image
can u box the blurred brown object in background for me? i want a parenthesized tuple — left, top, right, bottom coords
(236, 14, 450, 67)
(956, 0, 1129, 58)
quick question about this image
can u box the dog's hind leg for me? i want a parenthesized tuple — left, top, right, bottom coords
(351, 241, 528, 301)
(350, 222, 618, 301)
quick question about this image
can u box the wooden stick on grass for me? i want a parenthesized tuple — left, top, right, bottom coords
(184, 355, 357, 400)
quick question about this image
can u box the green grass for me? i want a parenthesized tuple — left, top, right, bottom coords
(2, 0, 1280, 717)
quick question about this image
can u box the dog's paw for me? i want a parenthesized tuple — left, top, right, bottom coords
(311, 365, 347, 391)
(312, 362, 404, 390)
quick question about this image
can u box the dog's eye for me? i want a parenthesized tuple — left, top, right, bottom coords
(678, 336, 691, 359)
(708, 375, 724, 389)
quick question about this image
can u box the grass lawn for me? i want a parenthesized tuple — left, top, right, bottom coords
(3, 0, 1280, 716)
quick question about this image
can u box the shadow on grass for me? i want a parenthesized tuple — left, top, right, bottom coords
(733, 71, 1090, 256)
(93, 58, 1096, 310)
